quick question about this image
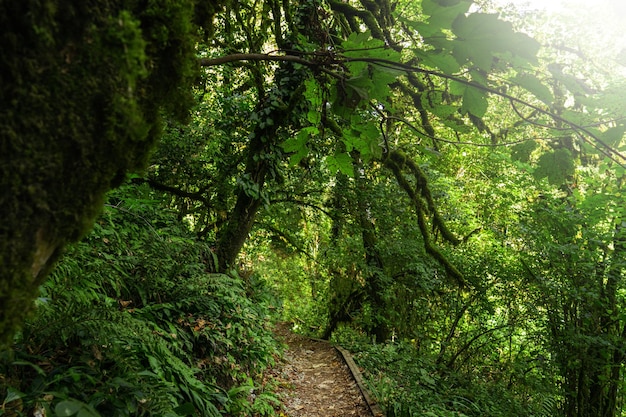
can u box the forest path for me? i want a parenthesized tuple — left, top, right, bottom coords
(271, 323, 376, 417)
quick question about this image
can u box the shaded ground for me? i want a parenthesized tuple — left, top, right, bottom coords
(271, 323, 374, 417)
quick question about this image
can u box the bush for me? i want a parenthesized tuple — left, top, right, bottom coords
(1, 185, 280, 416)
(334, 328, 550, 417)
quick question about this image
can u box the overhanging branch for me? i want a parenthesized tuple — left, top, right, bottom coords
(198, 52, 626, 167)
(340, 56, 626, 166)
(199, 53, 344, 80)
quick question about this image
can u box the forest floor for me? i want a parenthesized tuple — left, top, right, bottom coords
(270, 323, 375, 417)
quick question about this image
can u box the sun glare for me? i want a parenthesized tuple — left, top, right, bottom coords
(491, 0, 626, 74)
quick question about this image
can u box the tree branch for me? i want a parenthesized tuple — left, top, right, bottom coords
(340, 56, 626, 166)
(384, 152, 465, 286)
(199, 52, 626, 167)
(132, 178, 212, 206)
(327, 0, 385, 40)
(445, 324, 511, 370)
(199, 53, 344, 80)
(270, 198, 335, 218)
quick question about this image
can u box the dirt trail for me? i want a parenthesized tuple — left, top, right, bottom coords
(272, 323, 374, 417)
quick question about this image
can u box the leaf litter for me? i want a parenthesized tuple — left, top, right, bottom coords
(271, 323, 373, 417)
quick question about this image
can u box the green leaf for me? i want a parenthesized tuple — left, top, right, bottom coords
(399, 17, 444, 38)
(422, 0, 472, 30)
(307, 109, 321, 124)
(511, 140, 538, 163)
(347, 120, 381, 159)
(10, 360, 47, 376)
(428, 103, 458, 119)
(342, 30, 384, 51)
(449, 80, 466, 96)
(452, 13, 540, 70)
(304, 78, 322, 108)
(326, 153, 353, 176)
(371, 65, 403, 87)
(282, 127, 317, 154)
(55, 400, 83, 416)
(601, 125, 626, 147)
(77, 407, 100, 417)
(3, 387, 25, 404)
(469, 69, 488, 87)
(533, 149, 575, 185)
(414, 49, 461, 73)
(420, 90, 446, 111)
(341, 30, 399, 74)
(513, 73, 554, 104)
(289, 147, 309, 166)
(461, 86, 488, 117)
(346, 75, 373, 101)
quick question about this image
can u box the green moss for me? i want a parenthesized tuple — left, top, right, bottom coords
(0, 0, 224, 348)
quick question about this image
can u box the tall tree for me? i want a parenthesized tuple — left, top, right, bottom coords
(146, 0, 625, 317)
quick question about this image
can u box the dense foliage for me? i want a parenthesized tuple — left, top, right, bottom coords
(212, 0, 624, 415)
(1, 186, 280, 416)
(2, 0, 626, 416)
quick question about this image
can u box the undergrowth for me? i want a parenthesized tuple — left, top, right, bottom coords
(0, 185, 281, 417)
(333, 326, 555, 417)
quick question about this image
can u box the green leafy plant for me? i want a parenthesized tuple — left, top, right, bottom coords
(1, 185, 280, 416)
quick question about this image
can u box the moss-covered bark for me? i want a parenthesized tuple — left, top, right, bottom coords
(0, 0, 222, 348)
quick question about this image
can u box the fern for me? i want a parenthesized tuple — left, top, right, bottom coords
(536, 393, 559, 417)
(3, 184, 279, 417)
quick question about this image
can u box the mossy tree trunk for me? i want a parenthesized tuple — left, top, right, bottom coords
(0, 0, 223, 348)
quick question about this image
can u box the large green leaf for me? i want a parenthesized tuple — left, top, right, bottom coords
(345, 75, 373, 101)
(282, 127, 317, 165)
(400, 17, 445, 39)
(601, 125, 626, 147)
(282, 129, 308, 153)
(326, 152, 353, 175)
(513, 73, 554, 104)
(422, 0, 472, 30)
(370, 67, 401, 104)
(339, 31, 402, 106)
(533, 149, 575, 185)
(511, 140, 538, 163)
(414, 49, 461, 73)
(449, 80, 466, 96)
(304, 78, 322, 108)
(77, 407, 100, 417)
(461, 85, 488, 117)
(451, 13, 540, 70)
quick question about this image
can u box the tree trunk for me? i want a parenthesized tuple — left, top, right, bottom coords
(352, 154, 390, 342)
(0, 0, 225, 348)
(214, 64, 308, 272)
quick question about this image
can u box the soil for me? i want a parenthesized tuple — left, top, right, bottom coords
(271, 323, 374, 417)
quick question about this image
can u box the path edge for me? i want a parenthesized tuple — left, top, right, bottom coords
(333, 345, 385, 417)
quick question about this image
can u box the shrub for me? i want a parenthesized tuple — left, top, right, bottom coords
(1, 185, 280, 416)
